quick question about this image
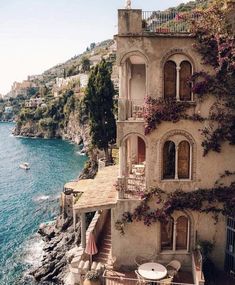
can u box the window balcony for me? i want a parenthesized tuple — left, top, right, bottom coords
(118, 99, 145, 121)
(117, 174, 146, 200)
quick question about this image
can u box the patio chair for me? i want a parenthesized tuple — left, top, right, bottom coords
(159, 276, 173, 285)
(135, 270, 147, 285)
(166, 260, 181, 277)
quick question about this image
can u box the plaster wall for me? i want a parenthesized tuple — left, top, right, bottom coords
(111, 201, 227, 270)
(117, 36, 212, 100)
(130, 64, 146, 103)
(114, 10, 234, 273)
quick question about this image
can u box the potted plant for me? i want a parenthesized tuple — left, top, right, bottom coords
(84, 270, 100, 285)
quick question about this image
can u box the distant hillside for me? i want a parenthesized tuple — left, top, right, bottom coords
(40, 39, 114, 86)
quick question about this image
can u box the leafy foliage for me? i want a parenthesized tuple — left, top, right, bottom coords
(190, 0, 235, 155)
(115, 184, 235, 235)
(16, 90, 78, 137)
(144, 97, 189, 135)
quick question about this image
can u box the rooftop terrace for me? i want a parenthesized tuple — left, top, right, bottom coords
(68, 165, 118, 213)
(142, 10, 200, 34)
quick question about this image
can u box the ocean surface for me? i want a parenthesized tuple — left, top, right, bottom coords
(0, 122, 87, 285)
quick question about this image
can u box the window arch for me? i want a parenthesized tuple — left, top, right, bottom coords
(164, 56, 193, 101)
(163, 139, 191, 180)
(164, 61, 176, 99)
(161, 214, 190, 252)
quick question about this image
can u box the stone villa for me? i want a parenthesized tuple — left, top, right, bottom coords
(67, 3, 235, 285)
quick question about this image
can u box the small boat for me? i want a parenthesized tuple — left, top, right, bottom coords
(19, 162, 30, 170)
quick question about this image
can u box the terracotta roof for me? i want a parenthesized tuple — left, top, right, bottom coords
(73, 165, 118, 213)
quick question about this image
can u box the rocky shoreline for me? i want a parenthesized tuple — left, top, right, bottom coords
(13, 110, 99, 284)
(27, 217, 80, 285)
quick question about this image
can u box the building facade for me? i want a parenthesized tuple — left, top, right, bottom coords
(113, 7, 235, 272)
(70, 4, 235, 285)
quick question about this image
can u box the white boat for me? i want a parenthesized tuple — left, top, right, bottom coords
(19, 162, 30, 170)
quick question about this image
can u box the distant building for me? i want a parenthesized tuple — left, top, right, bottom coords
(4, 106, 13, 114)
(28, 75, 44, 81)
(111, 65, 119, 91)
(89, 54, 102, 67)
(25, 97, 45, 108)
(53, 74, 88, 97)
(10, 80, 38, 98)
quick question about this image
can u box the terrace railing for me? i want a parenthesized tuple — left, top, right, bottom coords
(103, 270, 195, 285)
(142, 11, 200, 33)
(117, 176, 146, 200)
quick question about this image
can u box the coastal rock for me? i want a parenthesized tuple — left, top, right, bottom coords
(38, 223, 56, 239)
(32, 216, 81, 284)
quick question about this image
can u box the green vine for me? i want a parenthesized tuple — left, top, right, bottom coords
(115, 184, 235, 235)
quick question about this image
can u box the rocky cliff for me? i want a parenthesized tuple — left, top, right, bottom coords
(61, 112, 90, 152)
(14, 112, 90, 152)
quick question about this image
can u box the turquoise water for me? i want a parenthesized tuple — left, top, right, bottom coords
(0, 122, 87, 285)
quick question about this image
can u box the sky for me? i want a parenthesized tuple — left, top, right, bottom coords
(0, 0, 189, 95)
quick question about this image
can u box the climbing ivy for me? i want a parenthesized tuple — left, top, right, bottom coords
(115, 184, 235, 235)
(190, 0, 235, 155)
(143, 1, 235, 156)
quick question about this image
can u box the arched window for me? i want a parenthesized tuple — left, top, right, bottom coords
(161, 218, 174, 250)
(164, 61, 176, 99)
(161, 215, 190, 252)
(180, 61, 192, 101)
(178, 141, 190, 179)
(163, 141, 175, 179)
(162, 139, 192, 180)
(164, 56, 193, 101)
(176, 216, 189, 250)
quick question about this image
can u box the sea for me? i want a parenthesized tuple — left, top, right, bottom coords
(0, 122, 87, 285)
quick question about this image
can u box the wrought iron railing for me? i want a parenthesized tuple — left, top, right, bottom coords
(103, 270, 195, 285)
(142, 11, 200, 33)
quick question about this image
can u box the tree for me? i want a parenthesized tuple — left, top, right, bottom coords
(84, 59, 116, 163)
(81, 57, 91, 73)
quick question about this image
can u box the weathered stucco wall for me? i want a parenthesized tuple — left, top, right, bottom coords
(117, 118, 235, 191)
(117, 35, 212, 99)
(114, 9, 235, 273)
(112, 202, 226, 270)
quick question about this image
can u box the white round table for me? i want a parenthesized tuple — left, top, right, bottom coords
(138, 262, 167, 280)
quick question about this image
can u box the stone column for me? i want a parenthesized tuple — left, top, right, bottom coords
(173, 220, 177, 251)
(117, 176, 125, 199)
(119, 141, 127, 177)
(81, 213, 86, 249)
(176, 65, 181, 101)
(175, 144, 179, 180)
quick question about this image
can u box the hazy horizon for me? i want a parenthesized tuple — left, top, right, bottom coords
(0, 0, 189, 95)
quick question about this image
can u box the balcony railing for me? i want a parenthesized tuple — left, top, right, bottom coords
(117, 176, 146, 200)
(103, 270, 195, 285)
(142, 11, 200, 33)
